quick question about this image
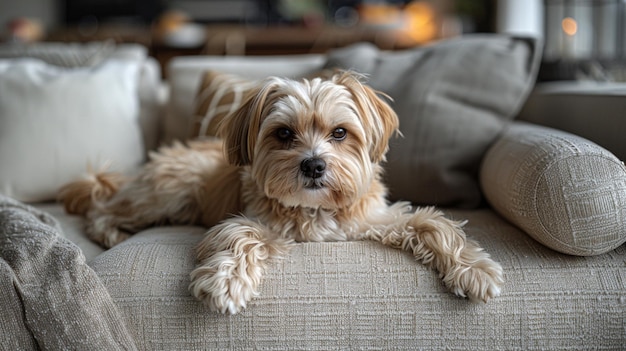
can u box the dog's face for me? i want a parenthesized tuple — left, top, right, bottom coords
(219, 71, 399, 210)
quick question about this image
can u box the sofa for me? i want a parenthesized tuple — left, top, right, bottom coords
(0, 35, 624, 350)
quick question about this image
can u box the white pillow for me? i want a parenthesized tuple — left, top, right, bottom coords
(0, 59, 144, 202)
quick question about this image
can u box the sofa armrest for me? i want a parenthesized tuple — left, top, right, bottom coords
(480, 122, 626, 255)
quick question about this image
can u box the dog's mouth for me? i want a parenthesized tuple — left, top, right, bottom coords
(303, 179, 325, 190)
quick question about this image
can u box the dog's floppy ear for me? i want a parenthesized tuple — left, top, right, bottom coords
(333, 71, 400, 163)
(218, 78, 281, 166)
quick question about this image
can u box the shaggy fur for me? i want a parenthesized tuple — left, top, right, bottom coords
(59, 71, 503, 314)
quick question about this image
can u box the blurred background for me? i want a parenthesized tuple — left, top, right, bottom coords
(0, 0, 496, 51)
(0, 0, 625, 81)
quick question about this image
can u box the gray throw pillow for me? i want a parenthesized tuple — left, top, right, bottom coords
(325, 35, 541, 208)
(0, 195, 137, 349)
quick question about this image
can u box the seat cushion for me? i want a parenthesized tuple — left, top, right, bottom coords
(89, 209, 626, 350)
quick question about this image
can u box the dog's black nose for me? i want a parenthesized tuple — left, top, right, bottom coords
(300, 158, 326, 179)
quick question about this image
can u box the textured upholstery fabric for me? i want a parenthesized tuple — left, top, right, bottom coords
(481, 122, 626, 256)
(324, 36, 542, 208)
(0, 195, 137, 350)
(0, 260, 39, 350)
(0, 59, 144, 202)
(90, 211, 625, 350)
(32, 202, 106, 262)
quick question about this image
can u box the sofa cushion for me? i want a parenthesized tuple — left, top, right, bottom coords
(89, 211, 625, 350)
(481, 122, 626, 256)
(324, 36, 541, 208)
(0, 59, 145, 202)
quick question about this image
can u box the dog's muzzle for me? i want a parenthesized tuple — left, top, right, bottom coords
(300, 157, 326, 179)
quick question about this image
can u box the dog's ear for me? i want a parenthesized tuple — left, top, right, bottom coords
(333, 71, 400, 163)
(217, 78, 281, 166)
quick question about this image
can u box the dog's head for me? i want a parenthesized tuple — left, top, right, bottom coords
(218, 71, 399, 210)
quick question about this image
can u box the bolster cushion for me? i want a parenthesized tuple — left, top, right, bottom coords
(480, 122, 626, 256)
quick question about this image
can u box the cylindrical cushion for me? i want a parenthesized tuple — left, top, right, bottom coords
(480, 122, 626, 256)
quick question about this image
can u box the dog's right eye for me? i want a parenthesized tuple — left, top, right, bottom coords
(276, 128, 294, 141)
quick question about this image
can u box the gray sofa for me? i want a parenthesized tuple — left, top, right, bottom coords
(0, 35, 624, 350)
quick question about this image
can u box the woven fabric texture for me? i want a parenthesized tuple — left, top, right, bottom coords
(0, 195, 137, 350)
(91, 210, 625, 350)
(0, 260, 38, 350)
(481, 122, 626, 255)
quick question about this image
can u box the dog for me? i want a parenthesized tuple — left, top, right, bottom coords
(59, 71, 503, 314)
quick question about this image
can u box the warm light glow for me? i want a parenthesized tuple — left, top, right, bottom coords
(562, 17, 577, 36)
(358, 4, 402, 26)
(358, 1, 438, 46)
(404, 1, 437, 44)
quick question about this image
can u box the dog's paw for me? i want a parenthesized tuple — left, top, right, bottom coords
(86, 216, 131, 248)
(87, 226, 130, 249)
(189, 252, 260, 314)
(189, 271, 255, 314)
(444, 258, 504, 303)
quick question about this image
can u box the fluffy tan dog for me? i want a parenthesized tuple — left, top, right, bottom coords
(59, 71, 503, 314)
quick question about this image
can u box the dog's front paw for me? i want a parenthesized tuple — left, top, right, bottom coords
(444, 257, 504, 303)
(189, 252, 260, 314)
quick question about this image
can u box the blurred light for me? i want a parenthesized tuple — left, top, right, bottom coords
(562, 17, 577, 36)
(403, 1, 437, 44)
(358, 4, 403, 28)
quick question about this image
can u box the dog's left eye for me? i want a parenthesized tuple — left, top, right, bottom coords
(331, 128, 347, 141)
(276, 128, 294, 141)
